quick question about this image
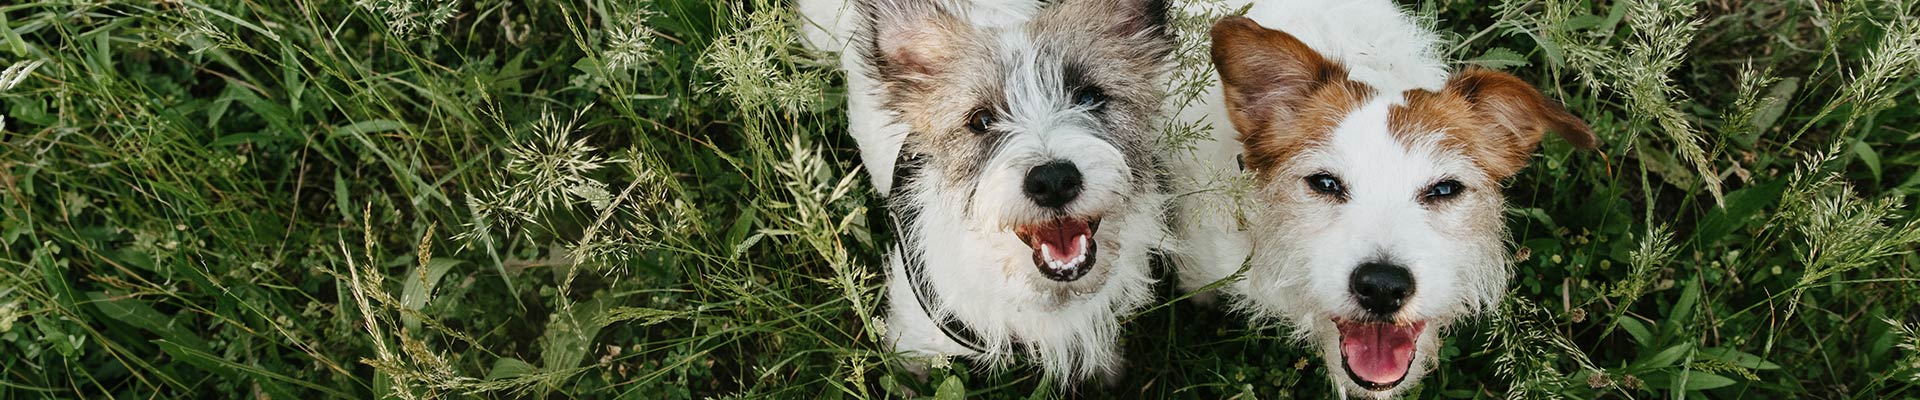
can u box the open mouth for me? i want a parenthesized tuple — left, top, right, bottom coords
(1335, 319, 1424, 391)
(1014, 217, 1101, 282)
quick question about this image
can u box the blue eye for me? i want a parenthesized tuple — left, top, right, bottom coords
(1306, 173, 1345, 198)
(1073, 87, 1107, 108)
(1425, 180, 1464, 201)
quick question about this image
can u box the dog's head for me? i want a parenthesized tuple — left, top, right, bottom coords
(861, 0, 1171, 295)
(1209, 16, 1596, 397)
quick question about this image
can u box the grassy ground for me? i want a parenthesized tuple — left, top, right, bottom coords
(1, 0, 1918, 398)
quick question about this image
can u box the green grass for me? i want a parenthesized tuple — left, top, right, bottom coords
(1, 0, 1917, 398)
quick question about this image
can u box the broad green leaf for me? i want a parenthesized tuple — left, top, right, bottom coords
(1692, 180, 1786, 245)
(335, 169, 352, 223)
(1854, 140, 1882, 181)
(156, 340, 347, 398)
(1668, 280, 1701, 329)
(1638, 343, 1692, 370)
(933, 375, 966, 400)
(1600, 0, 1630, 33)
(281, 43, 304, 115)
(334, 119, 408, 137)
(487, 357, 540, 381)
(1697, 347, 1781, 370)
(400, 259, 462, 332)
(541, 296, 610, 371)
(1528, 31, 1565, 68)
(1468, 47, 1531, 70)
(1679, 370, 1738, 390)
(88, 292, 209, 352)
(727, 206, 759, 259)
(1637, 145, 1699, 190)
(1750, 78, 1799, 133)
(1564, 15, 1607, 31)
(0, 11, 31, 55)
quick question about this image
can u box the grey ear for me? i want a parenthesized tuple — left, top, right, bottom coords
(1048, 0, 1172, 45)
(1126, 0, 1172, 42)
(859, 0, 968, 81)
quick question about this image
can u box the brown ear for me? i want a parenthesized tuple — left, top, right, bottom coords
(1443, 69, 1597, 179)
(1209, 16, 1343, 144)
(860, 0, 969, 83)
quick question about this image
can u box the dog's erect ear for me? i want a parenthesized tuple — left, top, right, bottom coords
(1072, 0, 1172, 42)
(1443, 69, 1597, 179)
(860, 0, 969, 82)
(1209, 16, 1343, 143)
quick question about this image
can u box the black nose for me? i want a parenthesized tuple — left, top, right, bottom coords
(1023, 160, 1082, 209)
(1350, 262, 1415, 316)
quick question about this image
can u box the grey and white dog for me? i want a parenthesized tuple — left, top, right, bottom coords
(801, 0, 1176, 384)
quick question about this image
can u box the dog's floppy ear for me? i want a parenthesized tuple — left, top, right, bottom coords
(1442, 68, 1597, 179)
(1210, 16, 1343, 144)
(860, 0, 969, 84)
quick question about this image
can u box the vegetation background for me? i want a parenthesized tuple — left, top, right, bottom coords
(1, 0, 1917, 398)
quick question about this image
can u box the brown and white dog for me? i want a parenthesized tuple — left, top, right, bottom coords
(800, 0, 1176, 384)
(1168, 0, 1597, 397)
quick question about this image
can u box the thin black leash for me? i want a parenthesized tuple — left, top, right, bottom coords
(886, 150, 1002, 354)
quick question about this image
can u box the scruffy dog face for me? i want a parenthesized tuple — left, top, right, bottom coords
(1210, 17, 1595, 397)
(864, 0, 1170, 297)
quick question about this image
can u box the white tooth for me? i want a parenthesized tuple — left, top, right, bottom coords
(1040, 243, 1052, 259)
(1073, 236, 1089, 265)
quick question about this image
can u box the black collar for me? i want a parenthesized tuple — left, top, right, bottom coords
(886, 150, 1004, 354)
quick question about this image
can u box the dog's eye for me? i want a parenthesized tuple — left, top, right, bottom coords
(965, 109, 995, 134)
(1305, 173, 1345, 198)
(1424, 180, 1464, 202)
(1072, 87, 1107, 109)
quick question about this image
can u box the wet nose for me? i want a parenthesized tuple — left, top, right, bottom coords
(1350, 261, 1415, 316)
(1023, 160, 1083, 209)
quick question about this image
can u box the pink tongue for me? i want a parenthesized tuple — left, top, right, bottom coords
(1338, 321, 1420, 386)
(1033, 219, 1090, 264)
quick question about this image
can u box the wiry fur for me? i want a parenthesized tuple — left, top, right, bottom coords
(1169, 0, 1595, 398)
(799, 0, 1175, 384)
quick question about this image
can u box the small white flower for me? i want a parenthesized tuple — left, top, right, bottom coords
(869, 317, 887, 338)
